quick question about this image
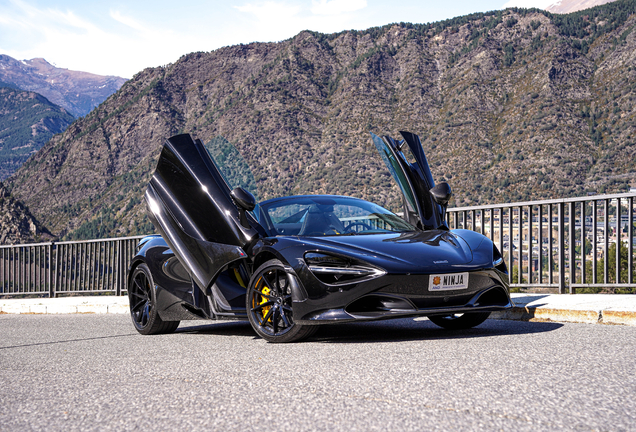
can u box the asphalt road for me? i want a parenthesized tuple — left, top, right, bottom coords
(1, 315, 635, 432)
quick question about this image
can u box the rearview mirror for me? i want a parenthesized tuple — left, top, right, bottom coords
(430, 182, 452, 207)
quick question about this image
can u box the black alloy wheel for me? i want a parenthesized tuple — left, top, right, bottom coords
(428, 311, 491, 330)
(247, 259, 317, 343)
(128, 263, 180, 335)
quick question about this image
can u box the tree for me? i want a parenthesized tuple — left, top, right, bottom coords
(582, 242, 634, 293)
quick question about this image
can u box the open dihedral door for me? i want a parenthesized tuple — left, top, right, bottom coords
(145, 134, 261, 311)
(371, 131, 446, 230)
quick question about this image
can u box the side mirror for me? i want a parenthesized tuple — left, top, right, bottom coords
(231, 187, 256, 211)
(430, 182, 452, 207)
(231, 187, 256, 228)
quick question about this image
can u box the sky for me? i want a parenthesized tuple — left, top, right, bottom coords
(0, 0, 555, 78)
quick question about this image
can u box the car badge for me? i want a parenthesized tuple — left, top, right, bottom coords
(433, 260, 448, 264)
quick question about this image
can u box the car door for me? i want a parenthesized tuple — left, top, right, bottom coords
(145, 133, 263, 296)
(371, 132, 446, 230)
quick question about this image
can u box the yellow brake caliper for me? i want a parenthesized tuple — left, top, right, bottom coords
(237, 268, 269, 322)
(256, 277, 271, 323)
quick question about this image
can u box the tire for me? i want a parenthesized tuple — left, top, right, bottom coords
(428, 311, 491, 330)
(128, 263, 180, 335)
(246, 259, 317, 343)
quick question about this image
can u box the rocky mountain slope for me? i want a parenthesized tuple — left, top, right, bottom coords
(0, 181, 52, 244)
(6, 0, 636, 240)
(0, 56, 127, 118)
(0, 86, 74, 180)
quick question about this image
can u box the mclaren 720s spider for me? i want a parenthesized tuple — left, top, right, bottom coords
(127, 132, 512, 342)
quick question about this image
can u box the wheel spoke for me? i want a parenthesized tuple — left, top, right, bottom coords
(274, 270, 281, 292)
(260, 274, 275, 294)
(141, 302, 150, 326)
(254, 289, 273, 299)
(272, 305, 279, 333)
(260, 305, 275, 326)
(280, 307, 291, 328)
(135, 276, 149, 295)
(130, 290, 145, 300)
(134, 278, 144, 292)
(251, 300, 275, 312)
(131, 298, 146, 313)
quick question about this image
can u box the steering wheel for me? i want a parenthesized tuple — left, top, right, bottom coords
(344, 222, 372, 233)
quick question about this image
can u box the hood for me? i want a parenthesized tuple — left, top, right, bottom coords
(290, 230, 487, 274)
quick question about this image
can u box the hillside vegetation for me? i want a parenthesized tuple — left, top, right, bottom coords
(7, 0, 636, 240)
(0, 181, 52, 244)
(0, 86, 74, 180)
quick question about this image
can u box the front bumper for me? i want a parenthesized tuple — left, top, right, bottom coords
(293, 269, 513, 325)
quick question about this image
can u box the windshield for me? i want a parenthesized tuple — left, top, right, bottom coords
(259, 196, 416, 237)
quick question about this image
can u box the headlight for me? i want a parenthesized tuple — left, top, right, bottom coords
(493, 246, 508, 274)
(304, 252, 386, 285)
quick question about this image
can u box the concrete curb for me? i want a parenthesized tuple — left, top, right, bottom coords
(490, 308, 636, 325)
(1, 294, 636, 326)
(0, 297, 130, 315)
(492, 294, 636, 326)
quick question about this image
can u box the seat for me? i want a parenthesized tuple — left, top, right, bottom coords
(298, 206, 344, 236)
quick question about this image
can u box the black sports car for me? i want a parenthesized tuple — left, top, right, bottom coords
(128, 131, 512, 342)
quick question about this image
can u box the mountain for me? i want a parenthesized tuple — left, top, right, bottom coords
(0, 181, 52, 244)
(547, 0, 617, 14)
(6, 0, 636, 240)
(0, 86, 74, 180)
(0, 56, 127, 118)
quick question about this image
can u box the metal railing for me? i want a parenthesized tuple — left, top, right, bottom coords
(447, 192, 636, 293)
(1, 192, 635, 297)
(0, 236, 144, 297)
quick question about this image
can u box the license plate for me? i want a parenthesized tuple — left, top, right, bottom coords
(428, 272, 469, 291)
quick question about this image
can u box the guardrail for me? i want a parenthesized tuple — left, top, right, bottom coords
(1, 192, 635, 297)
(446, 192, 636, 294)
(0, 236, 144, 297)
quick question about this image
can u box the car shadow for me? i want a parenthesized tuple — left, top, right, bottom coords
(308, 318, 563, 344)
(511, 293, 550, 308)
(174, 317, 563, 344)
(175, 321, 255, 337)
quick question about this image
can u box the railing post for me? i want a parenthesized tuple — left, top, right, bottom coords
(549, 204, 553, 286)
(538, 205, 543, 286)
(593, 200, 597, 285)
(510, 207, 515, 283)
(629, 197, 633, 285)
(48, 243, 53, 298)
(604, 199, 609, 284)
(581, 202, 586, 286)
(498, 209, 503, 264)
(517, 207, 522, 285)
(528, 205, 533, 285)
(616, 198, 621, 285)
(558, 202, 566, 294)
(568, 202, 575, 294)
(116, 240, 122, 296)
(53, 243, 58, 297)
